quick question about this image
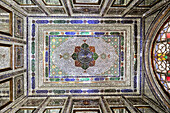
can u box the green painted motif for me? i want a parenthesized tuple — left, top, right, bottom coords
(45, 67, 48, 77)
(80, 78, 90, 81)
(32, 59, 35, 72)
(50, 32, 60, 35)
(46, 36, 49, 46)
(92, 53, 99, 60)
(53, 90, 65, 94)
(72, 53, 77, 60)
(110, 77, 120, 80)
(53, 20, 66, 23)
(110, 32, 120, 35)
(31, 42, 35, 54)
(81, 43, 89, 49)
(80, 32, 90, 35)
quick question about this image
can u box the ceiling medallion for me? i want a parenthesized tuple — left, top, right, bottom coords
(71, 41, 99, 70)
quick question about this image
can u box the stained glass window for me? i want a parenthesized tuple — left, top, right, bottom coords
(152, 19, 170, 94)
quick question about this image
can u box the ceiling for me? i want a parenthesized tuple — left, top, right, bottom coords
(4, 0, 164, 17)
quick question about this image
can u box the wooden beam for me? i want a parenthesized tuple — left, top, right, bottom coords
(62, 96, 72, 113)
(122, 96, 142, 113)
(31, 0, 50, 16)
(143, 95, 169, 113)
(1, 0, 28, 16)
(10, 97, 28, 113)
(100, 96, 112, 113)
(101, 0, 113, 17)
(143, 0, 170, 18)
(122, 0, 144, 17)
(62, 0, 71, 16)
(33, 97, 50, 113)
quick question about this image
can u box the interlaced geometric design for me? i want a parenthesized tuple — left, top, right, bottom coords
(152, 19, 170, 94)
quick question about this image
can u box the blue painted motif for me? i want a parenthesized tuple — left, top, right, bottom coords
(65, 32, 76, 35)
(87, 89, 99, 93)
(94, 78, 104, 81)
(31, 77, 35, 89)
(70, 20, 83, 24)
(134, 75, 137, 88)
(36, 20, 49, 24)
(32, 24, 35, 37)
(87, 20, 99, 24)
(45, 51, 48, 62)
(36, 90, 48, 93)
(65, 78, 75, 81)
(70, 90, 82, 93)
(94, 32, 105, 35)
(121, 89, 133, 92)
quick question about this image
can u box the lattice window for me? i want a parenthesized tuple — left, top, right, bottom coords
(152, 19, 170, 94)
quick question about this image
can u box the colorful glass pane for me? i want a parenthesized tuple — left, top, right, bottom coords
(152, 19, 170, 94)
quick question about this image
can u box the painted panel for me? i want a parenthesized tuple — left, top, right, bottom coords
(0, 78, 13, 110)
(14, 15, 24, 39)
(43, 0, 61, 6)
(14, 45, 24, 69)
(50, 37, 118, 76)
(43, 109, 61, 113)
(0, 43, 12, 72)
(111, 107, 130, 113)
(47, 99, 65, 106)
(76, 0, 99, 3)
(22, 99, 44, 107)
(73, 110, 100, 113)
(16, 108, 35, 113)
(14, 74, 24, 99)
(137, 107, 158, 113)
(0, 6, 12, 36)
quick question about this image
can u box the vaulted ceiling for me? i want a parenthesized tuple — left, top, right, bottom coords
(3, 0, 166, 17)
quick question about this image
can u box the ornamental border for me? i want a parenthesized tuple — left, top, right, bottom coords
(44, 32, 122, 83)
(28, 18, 142, 95)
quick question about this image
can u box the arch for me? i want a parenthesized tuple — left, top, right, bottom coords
(144, 7, 170, 108)
(151, 17, 170, 96)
